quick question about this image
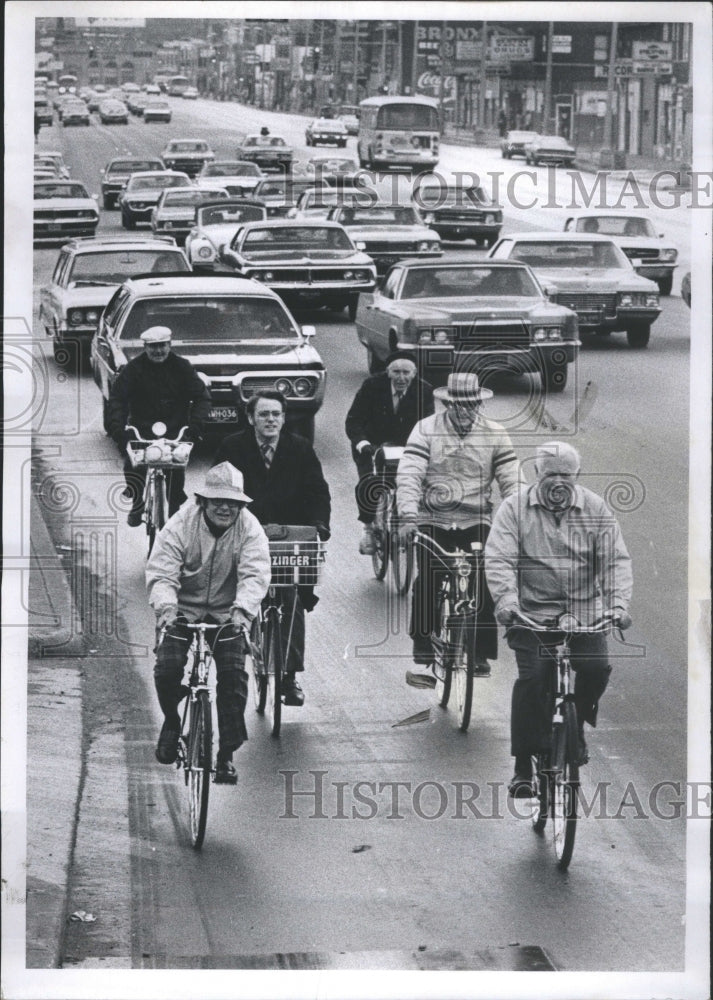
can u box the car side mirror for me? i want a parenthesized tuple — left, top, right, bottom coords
(301, 325, 316, 340)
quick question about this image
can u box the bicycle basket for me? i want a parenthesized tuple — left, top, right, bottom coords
(126, 439, 193, 469)
(265, 524, 325, 586)
(375, 444, 404, 476)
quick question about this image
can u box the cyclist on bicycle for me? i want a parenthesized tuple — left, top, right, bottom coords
(484, 441, 633, 797)
(146, 462, 271, 784)
(212, 391, 331, 707)
(345, 350, 434, 556)
(397, 371, 522, 685)
(106, 326, 211, 527)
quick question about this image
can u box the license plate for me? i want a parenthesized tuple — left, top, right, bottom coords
(209, 406, 238, 422)
(579, 311, 602, 322)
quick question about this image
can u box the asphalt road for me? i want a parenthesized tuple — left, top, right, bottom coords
(30, 98, 695, 974)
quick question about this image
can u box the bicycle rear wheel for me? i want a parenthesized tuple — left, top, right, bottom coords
(552, 701, 580, 870)
(371, 494, 389, 581)
(187, 689, 212, 850)
(250, 617, 267, 714)
(452, 621, 474, 732)
(433, 586, 453, 708)
(264, 606, 283, 738)
(530, 751, 550, 833)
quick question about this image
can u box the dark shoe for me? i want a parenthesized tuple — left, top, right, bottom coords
(412, 639, 434, 666)
(405, 670, 437, 689)
(155, 723, 180, 765)
(577, 731, 589, 766)
(214, 761, 238, 785)
(508, 774, 535, 798)
(282, 674, 305, 706)
(127, 509, 143, 527)
(474, 660, 491, 677)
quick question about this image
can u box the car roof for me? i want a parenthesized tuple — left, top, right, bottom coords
(565, 209, 651, 218)
(128, 170, 189, 180)
(107, 158, 164, 166)
(66, 237, 182, 252)
(502, 232, 618, 242)
(238, 218, 345, 230)
(164, 138, 211, 146)
(395, 258, 526, 269)
(122, 275, 278, 297)
(198, 198, 266, 210)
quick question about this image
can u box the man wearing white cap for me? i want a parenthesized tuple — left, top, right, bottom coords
(107, 326, 211, 526)
(146, 462, 271, 783)
(484, 441, 633, 797)
(397, 371, 522, 685)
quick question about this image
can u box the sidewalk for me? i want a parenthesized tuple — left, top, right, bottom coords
(25, 489, 86, 968)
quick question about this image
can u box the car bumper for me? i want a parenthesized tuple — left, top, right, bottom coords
(577, 308, 661, 331)
(430, 223, 501, 239)
(121, 204, 157, 221)
(370, 250, 443, 273)
(144, 114, 171, 122)
(34, 220, 99, 240)
(635, 264, 677, 280)
(206, 371, 326, 423)
(309, 135, 346, 145)
(395, 342, 580, 376)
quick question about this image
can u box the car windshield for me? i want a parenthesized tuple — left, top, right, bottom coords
(509, 240, 623, 269)
(245, 136, 286, 147)
(400, 266, 539, 299)
(205, 162, 260, 177)
(199, 204, 265, 226)
(146, 101, 169, 109)
(110, 160, 163, 174)
(310, 158, 357, 173)
(128, 175, 189, 190)
(68, 250, 189, 284)
(418, 185, 490, 207)
(575, 216, 656, 238)
(507, 131, 539, 142)
(537, 136, 570, 148)
(34, 183, 89, 199)
(241, 226, 353, 251)
(161, 191, 212, 207)
(255, 179, 314, 197)
(339, 206, 420, 226)
(168, 142, 209, 153)
(120, 297, 298, 341)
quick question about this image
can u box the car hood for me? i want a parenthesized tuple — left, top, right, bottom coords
(199, 176, 259, 188)
(123, 189, 168, 202)
(196, 223, 245, 246)
(164, 151, 211, 159)
(400, 297, 566, 322)
(154, 207, 199, 220)
(240, 248, 370, 264)
(123, 340, 322, 365)
(530, 266, 658, 291)
(34, 197, 97, 211)
(350, 225, 438, 241)
(59, 284, 118, 307)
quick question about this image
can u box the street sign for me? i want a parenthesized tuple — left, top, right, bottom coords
(632, 40, 672, 62)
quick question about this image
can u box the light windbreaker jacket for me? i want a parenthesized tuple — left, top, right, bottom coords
(146, 502, 271, 622)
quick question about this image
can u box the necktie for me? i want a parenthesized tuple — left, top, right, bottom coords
(261, 443, 273, 468)
(394, 390, 404, 413)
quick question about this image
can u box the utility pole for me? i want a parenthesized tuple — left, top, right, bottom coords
(411, 19, 419, 94)
(353, 20, 359, 104)
(335, 19, 342, 102)
(438, 20, 446, 125)
(603, 21, 618, 150)
(397, 20, 403, 94)
(478, 21, 487, 131)
(543, 21, 554, 133)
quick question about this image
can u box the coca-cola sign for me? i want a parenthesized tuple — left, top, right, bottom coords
(417, 71, 455, 99)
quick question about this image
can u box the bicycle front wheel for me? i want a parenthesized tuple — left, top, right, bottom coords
(371, 494, 389, 581)
(552, 701, 580, 870)
(392, 525, 414, 597)
(187, 690, 212, 850)
(452, 621, 474, 732)
(250, 618, 267, 714)
(147, 473, 167, 555)
(433, 587, 453, 708)
(264, 606, 283, 738)
(530, 751, 550, 834)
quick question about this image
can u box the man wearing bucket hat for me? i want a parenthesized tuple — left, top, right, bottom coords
(484, 441, 633, 797)
(146, 462, 271, 783)
(397, 371, 522, 686)
(106, 326, 211, 527)
(345, 350, 434, 555)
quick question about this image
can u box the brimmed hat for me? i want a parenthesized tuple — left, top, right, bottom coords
(385, 349, 417, 369)
(195, 462, 252, 503)
(433, 372, 493, 403)
(140, 326, 172, 344)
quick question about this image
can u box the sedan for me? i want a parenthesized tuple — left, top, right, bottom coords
(252, 177, 322, 217)
(126, 93, 150, 116)
(196, 160, 265, 196)
(61, 101, 91, 126)
(184, 199, 268, 270)
(489, 232, 661, 347)
(119, 171, 192, 229)
(413, 177, 503, 247)
(326, 202, 441, 272)
(143, 100, 172, 124)
(98, 99, 130, 125)
(500, 130, 540, 159)
(524, 134, 576, 166)
(355, 258, 580, 392)
(160, 138, 215, 177)
(182, 86, 199, 100)
(563, 211, 678, 295)
(33, 180, 99, 243)
(235, 133, 293, 173)
(219, 219, 377, 317)
(305, 117, 348, 148)
(100, 156, 166, 210)
(150, 187, 229, 243)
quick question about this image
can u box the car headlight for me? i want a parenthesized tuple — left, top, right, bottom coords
(262, 271, 274, 281)
(484, 214, 495, 224)
(163, 220, 173, 228)
(418, 329, 432, 343)
(533, 327, 563, 342)
(430, 241, 441, 251)
(293, 377, 313, 397)
(619, 293, 634, 307)
(433, 328, 452, 344)
(660, 248, 677, 261)
(198, 246, 214, 259)
(68, 309, 84, 326)
(645, 293, 659, 307)
(275, 377, 292, 395)
(417, 241, 430, 252)
(85, 310, 100, 324)
(343, 270, 354, 279)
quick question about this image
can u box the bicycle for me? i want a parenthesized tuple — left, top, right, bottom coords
(511, 611, 624, 871)
(125, 422, 192, 554)
(249, 525, 326, 738)
(166, 621, 246, 850)
(411, 530, 484, 733)
(369, 445, 414, 597)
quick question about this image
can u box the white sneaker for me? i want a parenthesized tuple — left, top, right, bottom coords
(359, 525, 376, 555)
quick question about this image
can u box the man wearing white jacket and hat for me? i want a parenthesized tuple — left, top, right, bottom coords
(146, 462, 271, 784)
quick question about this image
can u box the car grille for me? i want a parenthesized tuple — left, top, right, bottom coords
(250, 268, 369, 284)
(621, 247, 660, 262)
(365, 241, 419, 254)
(34, 210, 96, 220)
(553, 293, 617, 316)
(166, 159, 203, 173)
(454, 321, 530, 351)
(240, 375, 319, 398)
(435, 209, 485, 222)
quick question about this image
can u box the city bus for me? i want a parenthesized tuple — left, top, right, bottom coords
(58, 73, 78, 93)
(167, 74, 190, 96)
(357, 96, 440, 173)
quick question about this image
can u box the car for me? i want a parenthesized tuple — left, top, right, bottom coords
(500, 129, 540, 159)
(143, 83, 161, 95)
(150, 187, 229, 243)
(680, 271, 691, 307)
(354, 258, 580, 392)
(524, 134, 576, 166)
(100, 157, 166, 210)
(195, 160, 265, 196)
(413, 177, 503, 247)
(142, 100, 172, 124)
(98, 98, 130, 124)
(252, 176, 322, 217)
(38, 235, 190, 363)
(121, 82, 141, 94)
(305, 155, 360, 182)
(89, 275, 326, 440)
(61, 100, 91, 127)
(219, 218, 377, 318)
(126, 92, 150, 116)
(184, 199, 268, 270)
(86, 91, 103, 112)
(118, 170, 192, 229)
(35, 151, 70, 179)
(182, 86, 199, 100)
(489, 232, 661, 348)
(563, 211, 679, 296)
(34, 94, 54, 127)
(33, 180, 99, 243)
(326, 202, 441, 273)
(291, 184, 374, 220)
(337, 105, 360, 136)
(160, 138, 215, 177)
(235, 133, 293, 173)
(305, 117, 348, 147)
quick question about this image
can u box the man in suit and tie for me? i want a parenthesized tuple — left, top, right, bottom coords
(345, 350, 434, 555)
(212, 391, 331, 706)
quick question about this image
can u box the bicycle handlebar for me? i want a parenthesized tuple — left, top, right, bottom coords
(158, 620, 248, 643)
(412, 529, 483, 559)
(126, 425, 190, 444)
(512, 610, 622, 636)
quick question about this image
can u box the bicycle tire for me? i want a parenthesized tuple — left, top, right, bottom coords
(187, 689, 212, 850)
(552, 701, 580, 870)
(265, 606, 283, 738)
(531, 751, 549, 833)
(250, 618, 267, 714)
(452, 621, 474, 732)
(433, 586, 452, 708)
(371, 493, 389, 581)
(392, 521, 414, 597)
(147, 473, 167, 555)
